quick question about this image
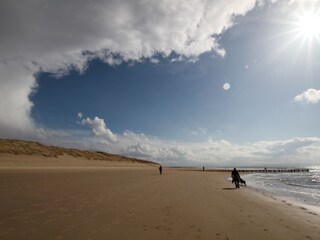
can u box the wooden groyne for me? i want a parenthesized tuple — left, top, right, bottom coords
(200, 168, 310, 173)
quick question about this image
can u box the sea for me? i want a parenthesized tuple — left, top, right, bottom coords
(243, 166, 320, 212)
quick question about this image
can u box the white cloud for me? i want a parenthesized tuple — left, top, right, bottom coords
(150, 58, 160, 64)
(117, 134, 320, 167)
(81, 116, 118, 143)
(35, 115, 320, 167)
(0, 61, 37, 138)
(191, 127, 208, 136)
(0, 0, 260, 137)
(77, 112, 83, 119)
(294, 88, 320, 104)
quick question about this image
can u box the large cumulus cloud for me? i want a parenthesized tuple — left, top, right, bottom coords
(0, 0, 259, 137)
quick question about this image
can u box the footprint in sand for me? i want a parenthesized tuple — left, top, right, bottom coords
(154, 225, 161, 230)
(308, 212, 317, 216)
(216, 232, 229, 240)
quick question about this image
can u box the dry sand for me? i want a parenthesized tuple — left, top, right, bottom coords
(0, 165, 319, 240)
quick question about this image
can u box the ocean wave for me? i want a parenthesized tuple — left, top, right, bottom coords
(245, 169, 320, 208)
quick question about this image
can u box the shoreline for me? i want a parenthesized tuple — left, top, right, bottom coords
(258, 189, 320, 215)
(241, 171, 320, 216)
(249, 185, 320, 216)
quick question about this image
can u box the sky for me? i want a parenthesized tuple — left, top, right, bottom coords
(1, 0, 320, 167)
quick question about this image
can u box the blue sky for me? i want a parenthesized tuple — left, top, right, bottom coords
(1, 0, 320, 166)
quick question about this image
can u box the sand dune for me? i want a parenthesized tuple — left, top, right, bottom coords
(0, 139, 157, 167)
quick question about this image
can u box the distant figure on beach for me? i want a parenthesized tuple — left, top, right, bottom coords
(159, 165, 162, 175)
(231, 168, 240, 188)
(203, 166, 205, 172)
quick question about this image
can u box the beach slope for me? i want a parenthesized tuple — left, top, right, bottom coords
(0, 168, 319, 240)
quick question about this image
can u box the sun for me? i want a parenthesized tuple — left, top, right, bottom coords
(295, 11, 320, 39)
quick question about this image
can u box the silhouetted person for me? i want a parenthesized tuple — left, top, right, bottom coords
(159, 165, 162, 175)
(203, 166, 205, 172)
(231, 168, 240, 188)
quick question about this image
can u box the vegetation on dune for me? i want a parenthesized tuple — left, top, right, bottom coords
(0, 139, 157, 165)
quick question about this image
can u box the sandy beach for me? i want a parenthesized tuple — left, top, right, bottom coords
(0, 164, 319, 240)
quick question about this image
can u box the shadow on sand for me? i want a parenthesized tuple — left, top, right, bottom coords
(222, 188, 236, 190)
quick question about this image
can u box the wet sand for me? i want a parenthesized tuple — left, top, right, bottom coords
(0, 167, 319, 240)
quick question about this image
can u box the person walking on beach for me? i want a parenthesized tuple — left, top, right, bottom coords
(231, 168, 240, 188)
(159, 165, 162, 175)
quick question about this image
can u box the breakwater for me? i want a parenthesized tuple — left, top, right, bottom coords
(201, 168, 309, 173)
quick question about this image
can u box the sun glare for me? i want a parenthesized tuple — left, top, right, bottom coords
(296, 11, 320, 39)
